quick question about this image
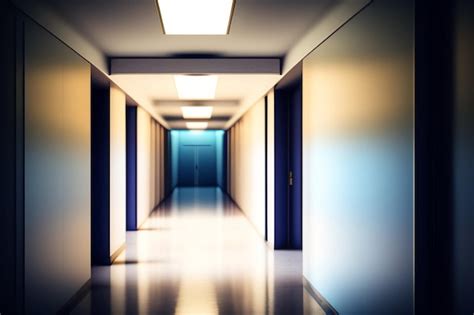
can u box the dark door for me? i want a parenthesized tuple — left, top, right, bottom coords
(178, 145, 216, 186)
(274, 75, 302, 249)
(197, 145, 216, 186)
(179, 145, 196, 186)
(288, 86, 302, 249)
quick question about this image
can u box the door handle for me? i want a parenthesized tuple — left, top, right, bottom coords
(289, 171, 293, 186)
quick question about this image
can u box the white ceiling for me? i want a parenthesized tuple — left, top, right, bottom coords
(38, 0, 340, 129)
(112, 74, 280, 129)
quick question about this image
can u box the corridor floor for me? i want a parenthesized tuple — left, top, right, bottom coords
(72, 187, 325, 314)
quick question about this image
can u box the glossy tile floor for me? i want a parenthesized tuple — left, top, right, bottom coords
(73, 187, 325, 314)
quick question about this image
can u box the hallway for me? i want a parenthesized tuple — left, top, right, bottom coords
(72, 188, 325, 314)
(2, 1, 474, 314)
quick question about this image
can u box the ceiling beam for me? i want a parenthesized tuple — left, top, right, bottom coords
(110, 58, 281, 75)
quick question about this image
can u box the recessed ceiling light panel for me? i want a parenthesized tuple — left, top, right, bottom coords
(156, 0, 235, 35)
(174, 75, 217, 100)
(181, 106, 213, 119)
(186, 121, 209, 129)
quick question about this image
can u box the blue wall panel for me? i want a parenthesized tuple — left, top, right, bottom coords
(289, 83, 303, 249)
(274, 89, 289, 249)
(273, 79, 303, 250)
(126, 106, 137, 231)
(91, 85, 110, 265)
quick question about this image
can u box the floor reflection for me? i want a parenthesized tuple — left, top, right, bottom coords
(72, 187, 325, 314)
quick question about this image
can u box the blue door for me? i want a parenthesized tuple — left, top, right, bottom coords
(178, 145, 216, 186)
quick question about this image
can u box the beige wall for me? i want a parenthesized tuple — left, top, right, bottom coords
(136, 107, 152, 227)
(109, 85, 126, 256)
(228, 97, 267, 237)
(24, 20, 91, 314)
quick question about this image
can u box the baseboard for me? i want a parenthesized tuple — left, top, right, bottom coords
(58, 278, 91, 314)
(110, 243, 126, 264)
(303, 276, 339, 315)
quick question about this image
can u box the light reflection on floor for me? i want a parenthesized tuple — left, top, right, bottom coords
(72, 187, 326, 314)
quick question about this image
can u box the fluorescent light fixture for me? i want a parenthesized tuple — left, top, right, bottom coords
(181, 106, 213, 119)
(156, 0, 235, 35)
(174, 75, 217, 100)
(186, 122, 208, 129)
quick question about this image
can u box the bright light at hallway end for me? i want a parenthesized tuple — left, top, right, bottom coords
(156, 0, 235, 35)
(181, 106, 213, 119)
(186, 121, 209, 130)
(174, 75, 218, 100)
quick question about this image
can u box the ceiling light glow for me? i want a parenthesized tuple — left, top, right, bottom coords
(174, 75, 217, 100)
(186, 121, 209, 129)
(156, 0, 235, 35)
(181, 106, 213, 119)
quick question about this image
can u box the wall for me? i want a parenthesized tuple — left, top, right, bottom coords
(24, 20, 91, 313)
(156, 123, 168, 200)
(302, 1, 414, 313)
(135, 107, 167, 228)
(0, 2, 20, 313)
(91, 82, 126, 264)
(216, 131, 225, 189)
(228, 98, 266, 237)
(109, 86, 126, 257)
(453, 0, 474, 313)
(266, 91, 275, 245)
(136, 107, 152, 227)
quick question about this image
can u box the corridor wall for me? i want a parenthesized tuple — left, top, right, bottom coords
(0, 3, 18, 313)
(24, 20, 91, 314)
(266, 91, 275, 245)
(302, 0, 414, 314)
(452, 0, 474, 312)
(216, 131, 226, 189)
(136, 107, 151, 227)
(109, 86, 126, 259)
(227, 98, 266, 237)
(134, 107, 167, 229)
(91, 82, 126, 265)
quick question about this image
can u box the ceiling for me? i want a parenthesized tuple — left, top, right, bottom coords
(39, 0, 340, 129)
(112, 74, 280, 129)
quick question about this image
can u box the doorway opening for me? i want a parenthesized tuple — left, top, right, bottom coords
(274, 64, 303, 249)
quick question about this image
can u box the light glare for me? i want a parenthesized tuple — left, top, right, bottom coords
(186, 122, 209, 129)
(174, 75, 218, 100)
(157, 0, 234, 35)
(181, 106, 213, 119)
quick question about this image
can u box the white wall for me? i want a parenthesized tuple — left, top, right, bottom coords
(109, 85, 126, 256)
(302, 1, 414, 313)
(228, 97, 266, 237)
(266, 90, 275, 245)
